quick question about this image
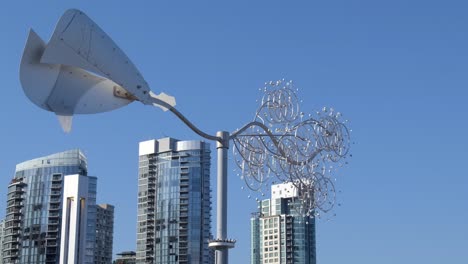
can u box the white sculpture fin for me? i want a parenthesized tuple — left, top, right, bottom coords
(20, 29, 61, 111)
(57, 114, 73, 133)
(149, 91, 176, 111)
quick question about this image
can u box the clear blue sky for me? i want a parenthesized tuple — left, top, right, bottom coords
(1, 1, 467, 263)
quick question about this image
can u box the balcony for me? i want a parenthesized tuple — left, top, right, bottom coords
(180, 181, 189, 187)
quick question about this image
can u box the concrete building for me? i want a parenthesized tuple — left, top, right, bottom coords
(251, 182, 316, 264)
(2, 149, 97, 264)
(136, 138, 213, 264)
(95, 204, 115, 264)
(60, 174, 97, 264)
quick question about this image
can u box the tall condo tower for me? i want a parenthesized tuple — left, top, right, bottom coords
(251, 183, 316, 264)
(0, 219, 5, 264)
(94, 204, 115, 264)
(137, 138, 213, 264)
(2, 149, 97, 264)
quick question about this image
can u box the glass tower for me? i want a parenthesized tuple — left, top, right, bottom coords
(2, 149, 97, 264)
(250, 183, 316, 264)
(136, 138, 213, 264)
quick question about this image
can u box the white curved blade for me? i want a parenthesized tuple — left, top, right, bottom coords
(20, 29, 134, 118)
(40, 9, 176, 109)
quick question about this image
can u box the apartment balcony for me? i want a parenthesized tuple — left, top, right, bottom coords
(51, 184, 62, 190)
(6, 202, 23, 209)
(46, 241, 57, 247)
(52, 175, 62, 182)
(146, 237, 154, 243)
(180, 181, 189, 187)
(51, 177, 62, 182)
(46, 246, 58, 254)
(50, 199, 61, 205)
(7, 194, 23, 202)
(3, 242, 20, 250)
(7, 184, 25, 194)
(48, 227, 59, 233)
(49, 206, 60, 211)
(46, 232, 58, 239)
(6, 209, 21, 216)
(46, 235, 58, 240)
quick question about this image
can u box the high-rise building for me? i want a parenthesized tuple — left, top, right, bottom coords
(2, 149, 97, 264)
(95, 204, 115, 264)
(136, 138, 213, 264)
(251, 182, 316, 264)
(60, 174, 97, 264)
(0, 219, 5, 264)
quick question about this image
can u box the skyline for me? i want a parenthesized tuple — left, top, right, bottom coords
(0, 1, 467, 263)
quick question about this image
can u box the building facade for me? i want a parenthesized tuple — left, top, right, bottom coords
(136, 138, 213, 264)
(59, 174, 97, 264)
(0, 219, 5, 264)
(2, 149, 97, 264)
(251, 183, 316, 264)
(95, 204, 114, 264)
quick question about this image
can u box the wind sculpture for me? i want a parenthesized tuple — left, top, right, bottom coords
(20, 9, 351, 264)
(20, 9, 176, 132)
(232, 80, 351, 218)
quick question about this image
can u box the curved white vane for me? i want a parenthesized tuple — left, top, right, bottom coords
(19, 9, 176, 132)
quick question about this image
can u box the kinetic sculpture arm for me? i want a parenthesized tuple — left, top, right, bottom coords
(20, 9, 351, 218)
(20, 9, 352, 264)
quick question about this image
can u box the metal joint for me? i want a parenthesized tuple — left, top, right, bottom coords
(216, 131, 230, 149)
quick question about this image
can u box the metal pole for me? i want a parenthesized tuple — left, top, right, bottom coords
(216, 131, 229, 264)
